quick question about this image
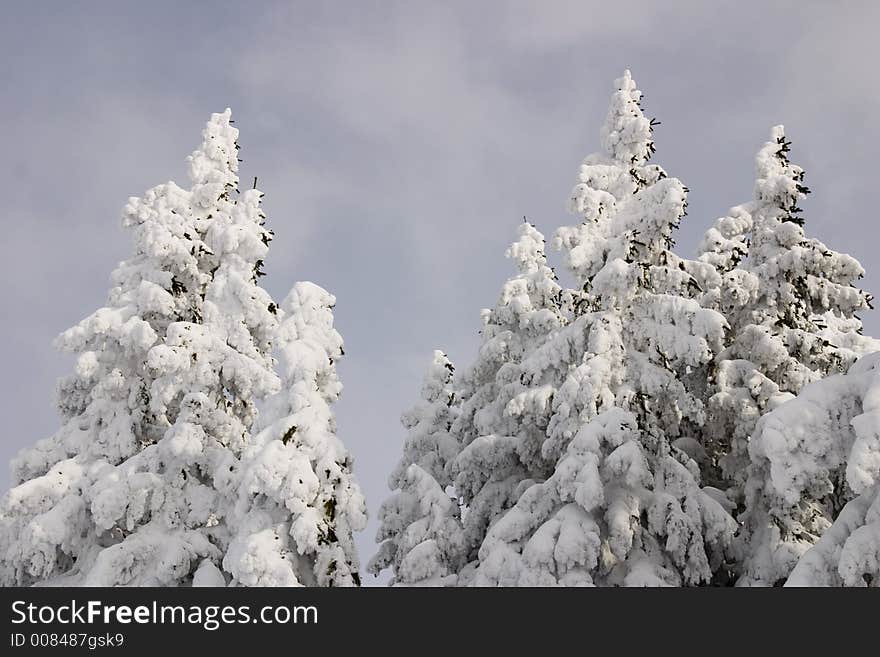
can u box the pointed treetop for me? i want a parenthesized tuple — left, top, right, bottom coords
(505, 221, 549, 275)
(282, 280, 337, 323)
(187, 108, 240, 189)
(390, 349, 458, 488)
(600, 70, 654, 167)
(769, 124, 786, 143)
(275, 281, 342, 390)
(753, 125, 810, 223)
(421, 350, 455, 405)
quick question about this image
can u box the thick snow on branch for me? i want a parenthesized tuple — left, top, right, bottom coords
(0, 113, 364, 587)
(741, 352, 880, 585)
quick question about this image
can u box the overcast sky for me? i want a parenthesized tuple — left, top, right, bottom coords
(2, 1, 879, 584)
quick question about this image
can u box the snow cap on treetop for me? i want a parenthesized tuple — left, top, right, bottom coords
(753, 124, 808, 211)
(421, 350, 454, 403)
(505, 222, 549, 275)
(275, 281, 342, 390)
(282, 280, 337, 317)
(600, 70, 654, 167)
(187, 108, 239, 189)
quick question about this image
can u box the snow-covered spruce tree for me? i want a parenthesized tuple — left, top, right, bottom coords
(367, 351, 464, 585)
(448, 221, 568, 583)
(697, 128, 875, 506)
(733, 352, 880, 587)
(0, 111, 364, 586)
(224, 282, 366, 587)
(695, 190, 784, 498)
(467, 70, 735, 586)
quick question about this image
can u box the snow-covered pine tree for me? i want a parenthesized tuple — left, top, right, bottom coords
(696, 199, 786, 498)
(468, 70, 735, 586)
(448, 221, 567, 583)
(698, 128, 876, 507)
(224, 282, 366, 587)
(737, 352, 880, 586)
(0, 111, 364, 586)
(747, 127, 873, 374)
(368, 351, 464, 585)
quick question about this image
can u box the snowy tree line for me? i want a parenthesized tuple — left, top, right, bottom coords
(372, 71, 880, 587)
(0, 110, 365, 586)
(2, 72, 878, 586)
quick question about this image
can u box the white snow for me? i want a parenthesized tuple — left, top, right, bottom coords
(0, 111, 365, 587)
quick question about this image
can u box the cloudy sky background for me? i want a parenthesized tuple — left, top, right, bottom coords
(2, 1, 879, 583)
